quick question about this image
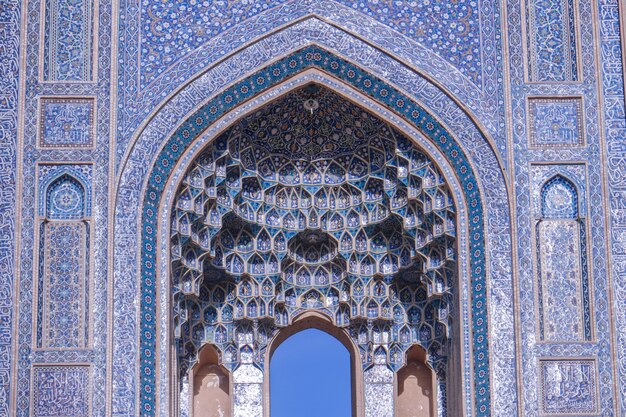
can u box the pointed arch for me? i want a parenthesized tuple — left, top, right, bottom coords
(536, 172, 591, 342)
(540, 174, 579, 219)
(264, 312, 364, 417)
(36, 168, 92, 351)
(111, 44, 514, 417)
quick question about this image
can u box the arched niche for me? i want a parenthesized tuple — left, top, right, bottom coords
(45, 173, 87, 220)
(541, 174, 579, 219)
(536, 174, 592, 342)
(264, 312, 364, 417)
(396, 345, 435, 417)
(36, 170, 91, 349)
(191, 344, 231, 417)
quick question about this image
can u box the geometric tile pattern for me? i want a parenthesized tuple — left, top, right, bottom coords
(111, 17, 516, 415)
(32, 365, 90, 417)
(116, 4, 504, 169)
(40, 222, 88, 349)
(541, 175, 579, 219)
(37, 164, 92, 218)
(526, 0, 579, 82)
(39, 98, 94, 148)
(537, 220, 586, 341)
(528, 98, 584, 147)
(8, 0, 626, 414)
(538, 360, 597, 415)
(42, 0, 93, 81)
(531, 165, 587, 218)
(45, 175, 86, 220)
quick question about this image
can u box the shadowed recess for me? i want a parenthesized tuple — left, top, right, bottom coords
(270, 328, 351, 417)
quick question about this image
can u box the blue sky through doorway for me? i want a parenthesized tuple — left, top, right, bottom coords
(270, 328, 352, 417)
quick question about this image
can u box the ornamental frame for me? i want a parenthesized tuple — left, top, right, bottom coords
(136, 46, 492, 416)
(30, 363, 92, 417)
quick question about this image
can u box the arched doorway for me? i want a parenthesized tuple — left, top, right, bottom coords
(270, 328, 351, 417)
(192, 345, 231, 417)
(170, 81, 459, 416)
(396, 345, 436, 417)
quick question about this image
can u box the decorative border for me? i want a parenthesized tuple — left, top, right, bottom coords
(595, 0, 626, 413)
(138, 46, 491, 415)
(0, 1, 21, 414)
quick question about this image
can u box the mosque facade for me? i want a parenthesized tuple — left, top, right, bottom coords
(1, 0, 626, 416)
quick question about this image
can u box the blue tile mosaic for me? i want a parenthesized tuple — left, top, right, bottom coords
(526, 0, 579, 82)
(0, 0, 21, 414)
(42, 0, 93, 81)
(541, 175, 579, 219)
(39, 98, 94, 148)
(113, 20, 513, 417)
(45, 175, 86, 220)
(170, 85, 457, 382)
(139, 0, 482, 88)
(138, 46, 490, 417)
(7, 0, 626, 415)
(528, 98, 584, 147)
(37, 164, 92, 218)
(39, 222, 88, 349)
(537, 175, 592, 343)
(595, 1, 626, 413)
(116, 1, 506, 170)
(538, 360, 597, 414)
(32, 365, 90, 417)
(536, 220, 588, 341)
(508, 0, 617, 412)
